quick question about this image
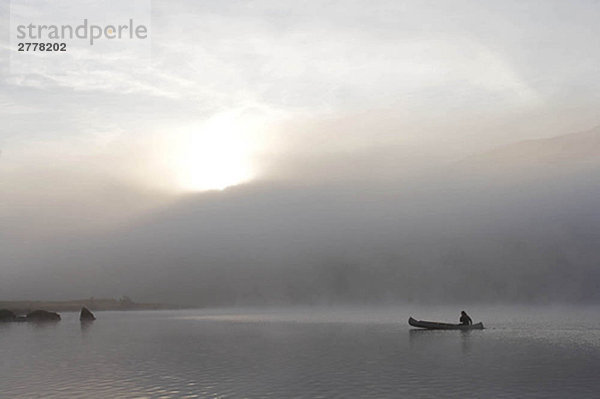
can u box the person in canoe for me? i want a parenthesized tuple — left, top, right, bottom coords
(460, 311, 472, 326)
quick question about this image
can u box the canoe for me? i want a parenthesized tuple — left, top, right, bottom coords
(408, 317, 484, 330)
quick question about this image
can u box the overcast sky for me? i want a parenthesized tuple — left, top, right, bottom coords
(1, 0, 600, 303)
(2, 0, 600, 189)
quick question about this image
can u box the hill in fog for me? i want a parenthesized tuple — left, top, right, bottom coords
(4, 127, 600, 306)
(461, 125, 600, 172)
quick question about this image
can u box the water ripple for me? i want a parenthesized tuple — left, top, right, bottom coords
(1, 308, 600, 398)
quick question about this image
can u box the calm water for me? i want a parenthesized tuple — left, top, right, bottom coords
(2, 306, 600, 398)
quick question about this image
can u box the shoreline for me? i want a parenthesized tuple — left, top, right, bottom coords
(0, 298, 178, 314)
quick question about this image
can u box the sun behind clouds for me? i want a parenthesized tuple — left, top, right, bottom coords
(170, 112, 263, 192)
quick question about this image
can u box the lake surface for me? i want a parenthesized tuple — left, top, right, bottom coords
(2, 306, 600, 398)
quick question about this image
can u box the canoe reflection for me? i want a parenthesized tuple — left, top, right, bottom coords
(409, 328, 474, 354)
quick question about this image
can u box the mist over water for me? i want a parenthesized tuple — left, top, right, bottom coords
(2, 306, 600, 398)
(4, 127, 600, 306)
(2, 0, 600, 307)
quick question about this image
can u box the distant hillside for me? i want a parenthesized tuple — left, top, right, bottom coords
(460, 126, 600, 172)
(3, 126, 600, 305)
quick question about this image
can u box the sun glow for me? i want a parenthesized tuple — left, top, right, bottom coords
(172, 113, 261, 192)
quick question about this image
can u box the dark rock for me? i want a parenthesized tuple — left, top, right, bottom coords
(0, 309, 16, 322)
(26, 310, 61, 322)
(79, 306, 96, 321)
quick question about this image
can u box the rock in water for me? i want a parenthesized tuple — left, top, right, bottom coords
(80, 306, 96, 321)
(0, 309, 16, 322)
(26, 310, 61, 322)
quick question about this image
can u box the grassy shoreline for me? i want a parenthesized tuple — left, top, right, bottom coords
(0, 298, 176, 313)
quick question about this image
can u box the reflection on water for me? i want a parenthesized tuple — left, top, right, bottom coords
(409, 328, 475, 354)
(460, 330, 473, 354)
(80, 319, 94, 335)
(1, 307, 600, 398)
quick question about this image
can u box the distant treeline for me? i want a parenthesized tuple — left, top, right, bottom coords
(0, 296, 174, 313)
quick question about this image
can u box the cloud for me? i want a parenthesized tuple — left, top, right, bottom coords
(2, 0, 600, 304)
